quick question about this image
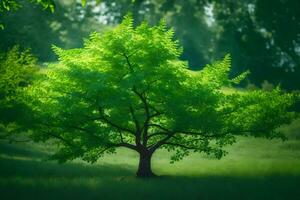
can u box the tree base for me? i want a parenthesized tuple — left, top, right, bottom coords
(136, 171, 157, 178)
(136, 151, 156, 178)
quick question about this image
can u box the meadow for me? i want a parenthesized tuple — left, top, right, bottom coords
(1, 120, 300, 200)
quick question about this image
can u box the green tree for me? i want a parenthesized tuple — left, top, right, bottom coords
(0, 0, 55, 12)
(212, 0, 300, 89)
(0, 46, 38, 140)
(27, 16, 297, 177)
(0, 0, 110, 61)
(0, 0, 55, 29)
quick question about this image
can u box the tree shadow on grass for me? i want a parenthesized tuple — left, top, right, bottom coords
(1, 142, 300, 200)
(0, 157, 135, 178)
(1, 156, 300, 200)
(0, 142, 135, 179)
(0, 141, 48, 158)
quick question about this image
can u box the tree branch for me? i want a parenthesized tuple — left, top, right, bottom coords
(132, 86, 152, 146)
(148, 123, 227, 138)
(41, 126, 138, 152)
(41, 130, 79, 149)
(129, 105, 142, 146)
(118, 131, 124, 143)
(148, 123, 172, 133)
(129, 106, 141, 133)
(122, 52, 134, 73)
(96, 107, 136, 135)
(110, 142, 139, 151)
(147, 131, 179, 140)
(68, 125, 104, 140)
(149, 132, 175, 153)
(163, 142, 201, 150)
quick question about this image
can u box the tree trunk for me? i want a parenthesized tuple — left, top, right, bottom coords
(136, 151, 156, 178)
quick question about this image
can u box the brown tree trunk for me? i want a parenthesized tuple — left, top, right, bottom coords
(136, 151, 156, 178)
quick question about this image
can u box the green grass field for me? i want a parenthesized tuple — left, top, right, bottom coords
(1, 120, 300, 200)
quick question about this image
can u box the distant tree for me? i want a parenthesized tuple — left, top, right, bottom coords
(0, 0, 55, 29)
(212, 0, 300, 89)
(27, 16, 298, 177)
(0, 46, 38, 141)
(0, 0, 109, 61)
(0, 0, 55, 12)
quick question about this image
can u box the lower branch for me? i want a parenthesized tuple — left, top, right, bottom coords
(163, 142, 200, 150)
(148, 133, 174, 153)
(110, 142, 139, 151)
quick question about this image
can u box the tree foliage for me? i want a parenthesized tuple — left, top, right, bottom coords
(0, 0, 55, 29)
(0, 0, 55, 12)
(90, 0, 300, 89)
(0, 0, 109, 61)
(0, 46, 38, 139)
(26, 16, 297, 177)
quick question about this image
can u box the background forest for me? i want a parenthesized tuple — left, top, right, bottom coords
(1, 0, 300, 89)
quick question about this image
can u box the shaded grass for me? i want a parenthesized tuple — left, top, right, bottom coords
(1, 152, 300, 200)
(1, 174, 300, 200)
(1, 124, 300, 199)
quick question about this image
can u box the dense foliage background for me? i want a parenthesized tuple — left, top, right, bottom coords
(1, 0, 299, 89)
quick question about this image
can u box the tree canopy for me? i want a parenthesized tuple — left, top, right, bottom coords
(26, 15, 297, 177)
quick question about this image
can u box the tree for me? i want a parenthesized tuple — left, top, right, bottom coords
(26, 15, 298, 177)
(0, 46, 38, 140)
(0, 0, 55, 29)
(0, 0, 108, 62)
(0, 0, 55, 12)
(212, 0, 300, 89)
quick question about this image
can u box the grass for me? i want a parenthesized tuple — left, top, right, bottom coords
(1, 120, 300, 200)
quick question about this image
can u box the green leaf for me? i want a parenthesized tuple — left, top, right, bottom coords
(81, 0, 86, 7)
(49, 4, 55, 12)
(231, 70, 250, 84)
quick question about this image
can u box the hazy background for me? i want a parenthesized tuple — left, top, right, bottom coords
(1, 0, 299, 89)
